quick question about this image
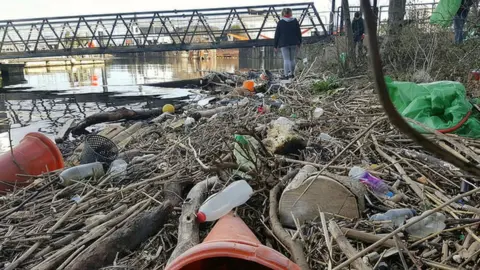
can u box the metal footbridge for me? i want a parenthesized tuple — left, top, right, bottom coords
(0, 2, 329, 59)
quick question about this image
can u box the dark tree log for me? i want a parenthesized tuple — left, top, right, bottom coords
(64, 201, 173, 270)
(71, 107, 163, 136)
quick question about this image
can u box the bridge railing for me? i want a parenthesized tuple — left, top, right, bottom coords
(334, 1, 439, 34)
(0, 2, 329, 59)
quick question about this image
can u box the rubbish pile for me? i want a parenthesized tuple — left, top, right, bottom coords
(1, 72, 480, 270)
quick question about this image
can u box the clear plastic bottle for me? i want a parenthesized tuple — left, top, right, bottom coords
(197, 180, 253, 223)
(184, 117, 196, 133)
(369, 208, 417, 227)
(405, 212, 446, 238)
(233, 135, 259, 171)
(108, 159, 128, 181)
(59, 162, 105, 186)
(313, 107, 324, 119)
(349, 166, 393, 198)
(319, 133, 333, 142)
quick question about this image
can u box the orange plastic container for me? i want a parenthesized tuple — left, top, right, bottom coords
(166, 212, 300, 270)
(0, 132, 64, 193)
(243, 80, 255, 92)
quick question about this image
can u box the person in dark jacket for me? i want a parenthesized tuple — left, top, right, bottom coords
(352, 12, 365, 58)
(454, 0, 474, 44)
(274, 8, 302, 79)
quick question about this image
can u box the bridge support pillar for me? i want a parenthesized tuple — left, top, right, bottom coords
(0, 63, 27, 86)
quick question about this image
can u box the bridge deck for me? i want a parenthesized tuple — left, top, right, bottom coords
(0, 2, 329, 59)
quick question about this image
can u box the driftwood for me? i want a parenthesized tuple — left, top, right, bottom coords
(112, 122, 144, 145)
(329, 220, 372, 270)
(340, 228, 396, 248)
(279, 171, 366, 228)
(64, 201, 173, 270)
(71, 107, 162, 136)
(117, 126, 150, 150)
(167, 176, 219, 265)
(270, 181, 310, 270)
(55, 119, 75, 143)
(144, 78, 206, 88)
(190, 106, 230, 120)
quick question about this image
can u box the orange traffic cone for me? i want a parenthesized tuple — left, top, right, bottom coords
(166, 212, 300, 270)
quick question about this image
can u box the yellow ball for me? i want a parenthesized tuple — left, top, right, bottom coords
(162, 104, 175, 113)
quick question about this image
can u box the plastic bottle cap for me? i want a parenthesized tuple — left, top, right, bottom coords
(197, 211, 206, 223)
(234, 135, 248, 145)
(386, 191, 394, 198)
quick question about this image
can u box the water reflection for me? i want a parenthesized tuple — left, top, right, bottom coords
(0, 55, 281, 152)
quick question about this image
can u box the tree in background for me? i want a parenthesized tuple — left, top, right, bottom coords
(388, 0, 407, 36)
(341, 0, 355, 71)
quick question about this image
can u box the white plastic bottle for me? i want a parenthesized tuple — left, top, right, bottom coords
(197, 180, 253, 222)
(59, 162, 105, 186)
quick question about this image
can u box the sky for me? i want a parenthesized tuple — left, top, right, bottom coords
(0, 0, 398, 20)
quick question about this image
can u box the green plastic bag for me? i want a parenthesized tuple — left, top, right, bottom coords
(386, 77, 480, 138)
(430, 0, 461, 27)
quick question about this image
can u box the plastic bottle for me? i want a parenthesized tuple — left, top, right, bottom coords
(233, 135, 259, 171)
(349, 166, 393, 198)
(369, 208, 417, 227)
(238, 97, 249, 107)
(108, 159, 127, 181)
(59, 162, 105, 186)
(313, 107, 324, 119)
(197, 180, 253, 222)
(405, 212, 446, 238)
(319, 133, 333, 142)
(184, 117, 196, 133)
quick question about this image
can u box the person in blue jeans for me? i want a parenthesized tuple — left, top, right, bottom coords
(454, 0, 474, 44)
(274, 8, 302, 79)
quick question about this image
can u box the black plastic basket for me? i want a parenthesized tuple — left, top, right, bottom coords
(80, 135, 118, 165)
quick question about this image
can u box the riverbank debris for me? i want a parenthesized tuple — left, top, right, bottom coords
(1, 70, 480, 270)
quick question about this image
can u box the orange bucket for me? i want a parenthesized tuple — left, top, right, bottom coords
(243, 80, 255, 92)
(0, 132, 64, 193)
(166, 212, 300, 270)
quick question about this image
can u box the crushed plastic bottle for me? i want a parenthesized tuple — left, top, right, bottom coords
(319, 133, 333, 142)
(184, 117, 196, 133)
(313, 107, 324, 119)
(233, 135, 259, 171)
(349, 166, 394, 198)
(369, 208, 417, 227)
(197, 180, 253, 222)
(238, 97, 249, 107)
(108, 159, 128, 181)
(59, 162, 105, 186)
(405, 212, 446, 238)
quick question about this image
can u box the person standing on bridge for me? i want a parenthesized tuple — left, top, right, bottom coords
(274, 8, 302, 79)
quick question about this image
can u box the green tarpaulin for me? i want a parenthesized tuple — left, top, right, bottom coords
(386, 77, 480, 138)
(430, 0, 461, 27)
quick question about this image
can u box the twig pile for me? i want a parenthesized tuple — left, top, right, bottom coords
(1, 74, 480, 270)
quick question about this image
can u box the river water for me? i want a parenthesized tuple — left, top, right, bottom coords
(0, 55, 281, 152)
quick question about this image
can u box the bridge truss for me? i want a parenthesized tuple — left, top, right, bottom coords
(0, 2, 329, 59)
